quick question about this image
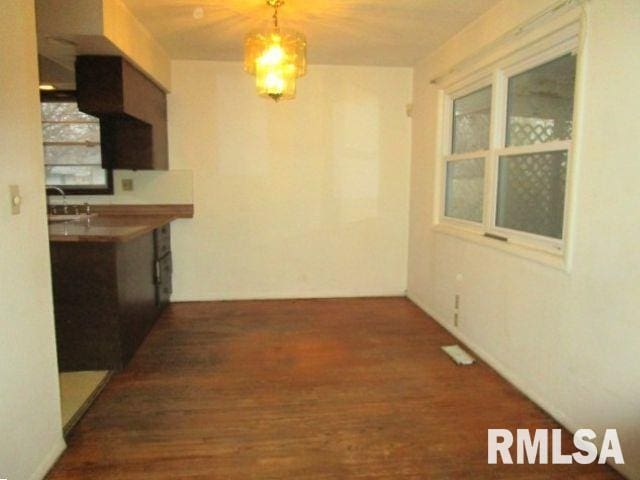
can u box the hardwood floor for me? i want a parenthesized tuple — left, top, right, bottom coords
(47, 298, 621, 479)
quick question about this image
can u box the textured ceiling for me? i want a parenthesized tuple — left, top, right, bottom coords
(121, 0, 501, 66)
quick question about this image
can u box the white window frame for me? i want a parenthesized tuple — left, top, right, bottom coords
(434, 20, 583, 270)
(441, 77, 492, 231)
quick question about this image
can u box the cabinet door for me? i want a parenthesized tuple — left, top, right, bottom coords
(99, 117, 153, 170)
(117, 232, 158, 365)
(50, 242, 122, 371)
(76, 56, 168, 170)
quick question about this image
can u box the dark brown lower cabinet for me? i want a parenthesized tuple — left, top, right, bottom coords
(50, 228, 172, 371)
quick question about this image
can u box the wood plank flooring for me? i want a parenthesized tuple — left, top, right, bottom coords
(47, 298, 621, 479)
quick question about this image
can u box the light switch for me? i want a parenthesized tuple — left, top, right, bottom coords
(122, 178, 134, 191)
(9, 185, 21, 215)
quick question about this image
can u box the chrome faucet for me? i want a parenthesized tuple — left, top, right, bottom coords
(46, 186, 68, 215)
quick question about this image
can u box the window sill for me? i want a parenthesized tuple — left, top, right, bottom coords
(432, 222, 569, 272)
(46, 187, 114, 196)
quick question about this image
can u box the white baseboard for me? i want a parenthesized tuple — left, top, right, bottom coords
(406, 291, 631, 480)
(29, 436, 66, 480)
(407, 292, 577, 429)
(171, 289, 407, 303)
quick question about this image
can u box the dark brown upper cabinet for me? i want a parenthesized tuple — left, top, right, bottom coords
(75, 56, 168, 171)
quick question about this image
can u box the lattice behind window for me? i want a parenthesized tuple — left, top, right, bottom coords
(508, 117, 573, 147)
(497, 151, 567, 239)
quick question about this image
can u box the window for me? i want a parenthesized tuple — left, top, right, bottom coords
(444, 86, 492, 224)
(440, 48, 577, 256)
(445, 157, 485, 223)
(41, 92, 112, 194)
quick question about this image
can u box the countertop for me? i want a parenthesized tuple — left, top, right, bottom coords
(48, 204, 193, 243)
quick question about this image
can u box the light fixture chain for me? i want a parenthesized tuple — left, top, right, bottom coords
(267, 0, 284, 28)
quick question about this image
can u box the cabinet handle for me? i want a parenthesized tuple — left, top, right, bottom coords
(154, 260, 161, 284)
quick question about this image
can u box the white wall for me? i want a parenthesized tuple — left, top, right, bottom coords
(168, 62, 412, 300)
(407, 0, 640, 478)
(0, 1, 66, 479)
(48, 169, 194, 206)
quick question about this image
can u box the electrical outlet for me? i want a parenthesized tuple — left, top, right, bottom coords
(122, 178, 134, 191)
(454, 312, 459, 327)
(405, 103, 413, 118)
(454, 294, 460, 310)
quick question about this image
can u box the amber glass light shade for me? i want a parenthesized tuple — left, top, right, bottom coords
(244, 29, 307, 101)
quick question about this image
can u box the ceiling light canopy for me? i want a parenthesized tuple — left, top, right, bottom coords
(244, 0, 307, 102)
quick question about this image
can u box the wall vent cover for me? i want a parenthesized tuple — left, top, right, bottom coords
(441, 344, 475, 365)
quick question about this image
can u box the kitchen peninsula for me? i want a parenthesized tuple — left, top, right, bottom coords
(49, 204, 193, 371)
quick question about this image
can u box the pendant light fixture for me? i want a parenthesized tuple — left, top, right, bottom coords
(244, 0, 307, 101)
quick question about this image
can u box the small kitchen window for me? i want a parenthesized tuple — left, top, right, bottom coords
(437, 30, 580, 263)
(41, 92, 113, 194)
